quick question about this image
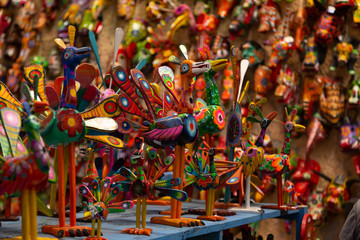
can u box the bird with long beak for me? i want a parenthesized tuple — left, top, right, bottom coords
(194, 58, 228, 136)
(177, 59, 213, 114)
(260, 108, 306, 210)
(151, 47, 209, 228)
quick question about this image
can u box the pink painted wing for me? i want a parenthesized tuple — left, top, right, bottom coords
(143, 116, 183, 142)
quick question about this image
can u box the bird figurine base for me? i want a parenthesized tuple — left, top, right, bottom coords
(261, 205, 300, 211)
(159, 210, 185, 215)
(0, 216, 19, 221)
(214, 202, 241, 209)
(42, 225, 92, 238)
(83, 237, 107, 240)
(136, 199, 171, 206)
(229, 206, 264, 214)
(197, 215, 226, 222)
(7, 237, 56, 240)
(150, 216, 204, 228)
(187, 209, 236, 216)
(121, 227, 152, 236)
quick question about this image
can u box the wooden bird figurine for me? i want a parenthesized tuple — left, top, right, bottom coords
(39, 27, 124, 238)
(184, 138, 238, 221)
(0, 81, 53, 240)
(260, 108, 305, 210)
(79, 164, 133, 240)
(113, 138, 188, 235)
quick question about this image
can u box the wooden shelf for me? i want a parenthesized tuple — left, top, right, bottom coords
(0, 200, 307, 240)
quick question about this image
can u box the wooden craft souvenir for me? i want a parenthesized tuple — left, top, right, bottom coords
(314, 6, 343, 45)
(0, 9, 12, 59)
(114, 46, 208, 227)
(354, 0, 360, 25)
(0, 78, 54, 240)
(300, 213, 316, 240)
(228, 0, 262, 39)
(194, 46, 228, 136)
(258, 0, 280, 33)
(229, 107, 277, 212)
(80, 180, 133, 240)
(240, 41, 265, 68)
(42, 27, 124, 238)
(348, 75, 360, 105)
(146, 22, 179, 69)
(340, 117, 360, 151)
(301, 36, 323, 72)
(216, 0, 235, 18)
(112, 139, 187, 235)
(221, 47, 248, 208)
(117, 0, 135, 20)
(254, 65, 273, 98)
(80, 148, 134, 240)
(222, 62, 233, 102)
(43, 0, 57, 21)
(185, 139, 238, 221)
(196, 13, 219, 50)
(319, 80, 345, 125)
(149, 47, 209, 227)
(302, 75, 324, 120)
(330, 37, 359, 75)
(145, 0, 171, 21)
(292, 157, 320, 203)
(353, 155, 360, 175)
(313, 172, 350, 213)
(260, 108, 306, 210)
(307, 190, 325, 226)
(274, 65, 299, 105)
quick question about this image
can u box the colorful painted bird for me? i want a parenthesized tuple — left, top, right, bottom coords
(112, 138, 188, 235)
(260, 108, 305, 210)
(0, 82, 53, 240)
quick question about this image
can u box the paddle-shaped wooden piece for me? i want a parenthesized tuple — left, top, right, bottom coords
(236, 59, 249, 104)
(113, 28, 124, 67)
(157, 66, 179, 104)
(0, 108, 22, 157)
(23, 64, 48, 103)
(89, 31, 105, 87)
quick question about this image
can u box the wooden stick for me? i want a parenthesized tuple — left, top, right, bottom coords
(22, 190, 30, 240)
(50, 149, 58, 211)
(64, 146, 69, 194)
(245, 176, 251, 208)
(91, 219, 96, 237)
(176, 145, 185, 219)
(277, 173, 283, 207)
(171, 146, 180, 219)
(58, 145, 65, 227)
(97, 219, 102, 237)
(205, 134, 216, 215)
(69, 142, 77, 226)
(5, 198, 11, 217)
(29, 188, 37, 240)
(142, 198, 147, 229)
(206, 189, 215, 216)
(136, 197, 141, 228)
(109, 147, 114, 170)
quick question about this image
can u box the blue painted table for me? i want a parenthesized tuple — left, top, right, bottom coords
(0, 200, 307, 240)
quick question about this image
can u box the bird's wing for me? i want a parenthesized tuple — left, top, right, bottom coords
(143, 116, 183, 142)
(155, 187, 188, 202)
(154, 178, 181, 188)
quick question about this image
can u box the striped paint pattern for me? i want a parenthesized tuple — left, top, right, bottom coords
(81, 95, 121, 120)
(0, 82, 22, 108)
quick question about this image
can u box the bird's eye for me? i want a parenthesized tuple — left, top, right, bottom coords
(261, 119, 268, 127)
(181, 63, 190, 74)
(285, 122, 293, 131)
(64, 49, 72, 60)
